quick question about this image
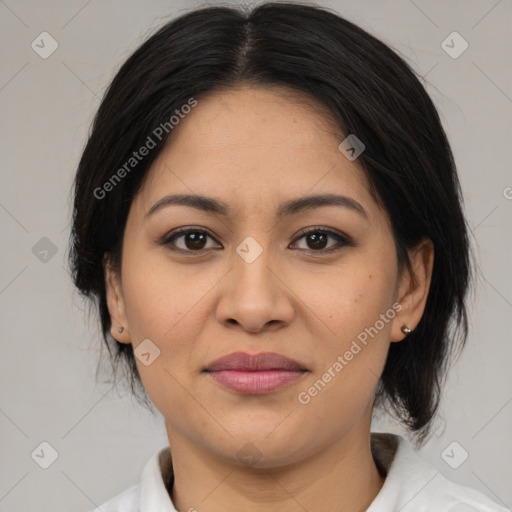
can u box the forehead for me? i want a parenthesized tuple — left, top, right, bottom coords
(136, 85, 377, 219)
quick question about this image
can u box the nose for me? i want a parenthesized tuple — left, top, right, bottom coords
(215, 240, 295, 333)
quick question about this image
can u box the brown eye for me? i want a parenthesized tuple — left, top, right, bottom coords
(161, 228, 220, 253)
(161, 226, 352, 255)
(305, 232, 329, 250)
(291, 228, 351, 253)
(181, 231, 208, 250)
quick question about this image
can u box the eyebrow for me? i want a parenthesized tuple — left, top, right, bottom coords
(145, 193, 368, 220)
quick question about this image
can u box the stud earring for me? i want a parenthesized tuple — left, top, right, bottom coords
(117, 327, 124, 333)
(401, 325, 412, 335)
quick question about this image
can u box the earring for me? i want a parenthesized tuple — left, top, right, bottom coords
(401, 325, 412, 335)
(117, 327, 124, 333)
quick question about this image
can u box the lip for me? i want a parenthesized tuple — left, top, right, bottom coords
(203, 351, 309, 395)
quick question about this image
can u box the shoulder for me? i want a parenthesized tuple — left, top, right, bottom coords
(427, 475, 510, 511)
(87, 446, 176, 512)
(368, 433, 510, 512)
(87, 483, 139, 512)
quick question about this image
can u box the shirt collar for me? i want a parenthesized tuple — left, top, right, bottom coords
(138, 445, 176, 511)
(137, 432, 439, 512)
(367, 432, 438, 511)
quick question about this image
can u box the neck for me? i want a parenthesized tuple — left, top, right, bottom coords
(165, 423, 385, 512)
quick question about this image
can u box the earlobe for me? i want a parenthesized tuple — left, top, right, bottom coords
(104, 254, 131, 344)
(391, 238, 434, 342)
(110, 324, 131, 344)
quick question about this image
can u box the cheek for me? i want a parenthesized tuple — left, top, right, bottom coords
(121, 241, 181, 328)
(118, 253, 208, 408)
(292, 261, 397, 343)
(120, 247, 221, 360)
(290, 258, 396, 402)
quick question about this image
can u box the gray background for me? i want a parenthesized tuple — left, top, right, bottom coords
(0, 0, 511, 510)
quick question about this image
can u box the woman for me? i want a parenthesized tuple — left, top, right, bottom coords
(69, 2, 509, 511)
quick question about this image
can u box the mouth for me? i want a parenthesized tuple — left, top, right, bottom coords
(203, 351, 309, 395)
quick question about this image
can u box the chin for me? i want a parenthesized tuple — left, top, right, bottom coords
(203, 421, 316, 469)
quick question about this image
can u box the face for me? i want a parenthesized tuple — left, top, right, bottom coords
(105, 85, 433, 468)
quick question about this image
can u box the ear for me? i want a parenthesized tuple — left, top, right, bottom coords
(391, 238, 434, 342)
(104, 254, 131, 344)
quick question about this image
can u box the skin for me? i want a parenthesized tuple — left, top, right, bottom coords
(104, 85, 434, 512)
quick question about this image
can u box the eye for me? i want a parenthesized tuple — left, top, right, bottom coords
(290, 227, 352, 253)
(160, 226, 352, 255)
(160, 227, 220, 253)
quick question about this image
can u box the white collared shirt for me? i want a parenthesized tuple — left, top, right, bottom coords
(90, 433, 510, 512)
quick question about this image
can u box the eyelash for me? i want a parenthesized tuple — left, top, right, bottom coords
(159, 226, 352, 255)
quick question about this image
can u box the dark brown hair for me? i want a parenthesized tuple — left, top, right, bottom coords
(68, 2, 473, 445)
